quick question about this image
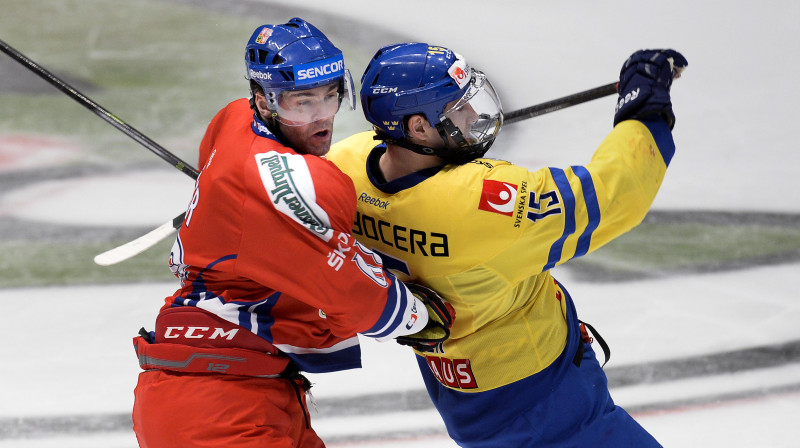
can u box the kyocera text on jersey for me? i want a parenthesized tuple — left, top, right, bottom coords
(352, 211, 450, 258)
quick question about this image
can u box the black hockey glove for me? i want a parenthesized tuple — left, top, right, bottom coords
(396, 283, 455, 352)
(614, 49, 688, 129)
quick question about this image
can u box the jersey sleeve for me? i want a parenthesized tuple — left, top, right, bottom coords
(486, 117, 674, 280)
(236, 149, 428, 340)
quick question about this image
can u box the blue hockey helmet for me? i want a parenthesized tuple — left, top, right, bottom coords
(245, 18, 355, 126)
(360, 43, 503, 163)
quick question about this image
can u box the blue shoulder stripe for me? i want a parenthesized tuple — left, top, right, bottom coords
(544, 168, 576, 271)
(571, 165, 601, 258)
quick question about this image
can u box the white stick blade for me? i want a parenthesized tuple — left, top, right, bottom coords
(94, 220, 177, 266)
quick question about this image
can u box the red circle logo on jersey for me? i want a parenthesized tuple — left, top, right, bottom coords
(477, 179, 518, 216)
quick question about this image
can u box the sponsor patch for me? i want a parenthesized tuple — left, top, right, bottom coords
(447, 53, 471, 89)
(358, 192, 389, 209)
(255, 151, 334, 241)
(478, 179, 518, 216)
(425, 355, 477, 389)
(248, 69, 273, 81)
(294, 54, 344, 85)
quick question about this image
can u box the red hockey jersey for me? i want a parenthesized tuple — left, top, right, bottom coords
(161, 98, 426, 373)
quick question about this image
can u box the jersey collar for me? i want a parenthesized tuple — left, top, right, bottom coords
(251, 114, 283, 144)
(366, 144, 444, 194)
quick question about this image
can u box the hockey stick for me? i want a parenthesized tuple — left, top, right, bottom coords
(0, 38, 200, 265)
(93, 213, 186, 266)
(92, 81, 620, 265)
(504, 82, 618, 124)
(0, 38, 200, 180)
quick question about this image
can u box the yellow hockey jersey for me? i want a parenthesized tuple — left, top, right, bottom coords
(328, 118, 673, 392)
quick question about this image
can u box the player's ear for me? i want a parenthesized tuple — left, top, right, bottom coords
(406, 114, 430, 141)
(254, 91, 270, 117)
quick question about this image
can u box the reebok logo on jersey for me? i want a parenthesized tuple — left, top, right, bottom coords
(358, 192, 389, 209)
(478, 180, 518, 216)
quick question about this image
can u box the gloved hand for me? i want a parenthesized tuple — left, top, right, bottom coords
(613, 49, 688, 129)
(396, 283, 455, 352)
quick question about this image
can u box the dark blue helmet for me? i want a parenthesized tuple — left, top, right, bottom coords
(360, 43, 503, 163)
(245, 18, 354, 125)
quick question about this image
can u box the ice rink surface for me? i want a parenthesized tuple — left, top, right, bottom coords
(1, 0, 799, 446)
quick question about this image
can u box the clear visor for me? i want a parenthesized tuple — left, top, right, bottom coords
(269, 69, 356, 126)
(440, 71, 503, 147)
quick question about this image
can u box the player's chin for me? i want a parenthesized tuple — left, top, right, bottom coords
(304, 130, 333, 156)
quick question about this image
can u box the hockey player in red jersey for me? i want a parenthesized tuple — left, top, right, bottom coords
(131, 19, 452, 448)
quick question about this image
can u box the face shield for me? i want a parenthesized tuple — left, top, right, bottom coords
(439, 71, 503, 150)
(267, 69, 356, 126)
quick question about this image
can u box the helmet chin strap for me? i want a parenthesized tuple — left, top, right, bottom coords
(436, 117, 497, 164)
(372, 116, 464, 158)
(436, 117, 469, 148)
(372, 131, 449, 159)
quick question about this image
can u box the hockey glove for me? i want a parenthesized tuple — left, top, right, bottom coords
(396, 283, 455, 352)
(613, 49, 688, 129)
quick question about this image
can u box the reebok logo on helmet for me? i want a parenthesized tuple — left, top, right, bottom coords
(249, 69, 273, 81)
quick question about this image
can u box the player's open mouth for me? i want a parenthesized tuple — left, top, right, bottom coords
(314, 130, 330, 138)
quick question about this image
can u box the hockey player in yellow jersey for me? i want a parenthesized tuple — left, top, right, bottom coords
(328, 43, 686, 447)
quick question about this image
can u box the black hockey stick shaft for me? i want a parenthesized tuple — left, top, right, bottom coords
(505, 82, 618, 125)
(0, 38, 200, 180)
